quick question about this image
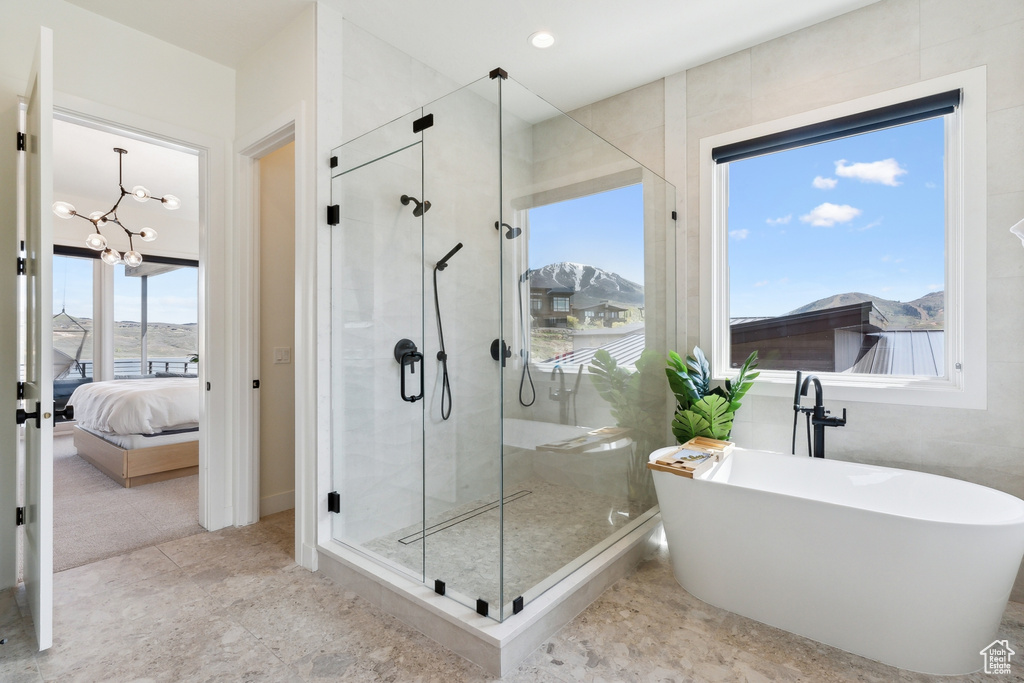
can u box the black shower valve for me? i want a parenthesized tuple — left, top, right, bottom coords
(490, 339, 512, 366)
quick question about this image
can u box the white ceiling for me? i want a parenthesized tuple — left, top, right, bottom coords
(65, 0, 881, 112)
(53, 119, 199, 224)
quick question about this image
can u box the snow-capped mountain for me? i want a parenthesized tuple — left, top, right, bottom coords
(527, 262, 644, 307)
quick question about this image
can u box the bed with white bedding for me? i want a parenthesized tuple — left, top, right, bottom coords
(68, 378, 200, 487)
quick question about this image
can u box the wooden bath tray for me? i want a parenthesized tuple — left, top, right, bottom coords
(647, 437, 734, 478)
(536, 426, 631, 453)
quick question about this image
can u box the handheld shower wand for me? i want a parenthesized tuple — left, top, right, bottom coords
(435, 242, 463, 271)
(433, 242, 462, 420)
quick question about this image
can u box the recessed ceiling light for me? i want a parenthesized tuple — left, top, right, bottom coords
(529, 31, 555, 49)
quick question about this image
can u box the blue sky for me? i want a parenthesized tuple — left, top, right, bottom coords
(727, 117, 945, 317)
(53, 255, 198, 324)
(527, 183, 645, 285)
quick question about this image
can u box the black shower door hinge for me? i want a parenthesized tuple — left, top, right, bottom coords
(16, 132, 25, 151)
(15, 507, 25, 526)
(327, 204, 340, 226)
(16, 381, 24, 400)
(327, 491, 340, 514)
(329, 155, 338, 168)
(16, 257, 25, 275)
(671, 210, 678, 221)
(412, 114, 433, 134)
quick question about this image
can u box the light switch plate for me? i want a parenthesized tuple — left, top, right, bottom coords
(273, 347, 291, 364)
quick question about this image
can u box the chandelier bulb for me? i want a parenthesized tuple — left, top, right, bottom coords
(52, 201, 77, 219)
(139, 227, 158, 242)
(132, 185, 150, 201)
(88, 211, 108, 227)
(124, 250, 143, 267)
(101, 247, 122, 266)
(85, 233, 107, 251)
(161, 194, 180, 210)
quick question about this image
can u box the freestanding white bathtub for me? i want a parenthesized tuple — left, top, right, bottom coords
(649, 447, 1024, 675)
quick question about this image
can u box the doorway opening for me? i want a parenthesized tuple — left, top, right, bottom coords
(49, 114, 206, 571)
(256, 141, 296, 524)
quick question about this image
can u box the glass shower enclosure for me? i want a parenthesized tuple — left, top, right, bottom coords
(330, 71, 676, 622)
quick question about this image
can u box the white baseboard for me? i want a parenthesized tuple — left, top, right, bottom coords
(260, 490, 295, 517)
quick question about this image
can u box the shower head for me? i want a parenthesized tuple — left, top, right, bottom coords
(435, 242, 463, 271)
(495, 222, 522, 239)
(401, 194, 431, 217)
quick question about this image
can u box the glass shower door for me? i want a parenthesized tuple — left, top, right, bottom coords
(330, 110, 427, 583)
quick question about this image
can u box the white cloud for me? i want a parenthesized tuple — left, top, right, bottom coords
(812, 176, 837, 190)
(928, 283, 943, 291)
(925, 181, 937, 189)
(855, 218, 883, 232)
(834, 158, 907, 186)
(766, 214, 791, 225)
(729, 229, 750, 240)
(800, 203, 862, 227)
(880, 254, 904, 264)
(754, 280, 770, 287)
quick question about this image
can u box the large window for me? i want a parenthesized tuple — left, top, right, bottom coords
(726, 116, 946, 376)
(526, 183, 645, 364)
(701, 70, 987, 408)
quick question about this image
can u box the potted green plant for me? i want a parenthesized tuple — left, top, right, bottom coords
(589, 348, 667, 505)
(665, 346, 759, 443)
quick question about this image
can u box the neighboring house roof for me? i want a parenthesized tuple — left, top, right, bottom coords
(848, 330, 945, 376)
(575, 301, 628, 312)
(730, 301, 888, 344)
(545, 329, 645, 366)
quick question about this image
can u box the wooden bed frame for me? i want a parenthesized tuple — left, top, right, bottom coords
(73, 427, 199, 488)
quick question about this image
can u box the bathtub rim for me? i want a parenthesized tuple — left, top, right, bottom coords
(649, 446, 1024, 528)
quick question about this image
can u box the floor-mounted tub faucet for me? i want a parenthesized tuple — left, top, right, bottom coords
(792, 371, 847, 458)
(549, 365, 583, 425)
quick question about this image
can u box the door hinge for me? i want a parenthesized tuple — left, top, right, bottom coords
(15, 507, 25, 526)
(330, 155, 338, 169)
(327, 204, 340, 226)
(16, 381, 24, 400)
(16, 132, 25, 151)
(252, 379, 260, 389)
(412, 113, 433, 134)
(327, 491, 340, 513)
(16, 257, 26, 275)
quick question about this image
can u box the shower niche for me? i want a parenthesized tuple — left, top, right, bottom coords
(327, 70, 676, 666)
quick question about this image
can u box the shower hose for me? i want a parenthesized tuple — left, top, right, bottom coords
(433, 266, 453, 420)
(517, 273, 536, 406)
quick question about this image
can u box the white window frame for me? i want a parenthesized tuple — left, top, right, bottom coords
(699, 67, 986, 409)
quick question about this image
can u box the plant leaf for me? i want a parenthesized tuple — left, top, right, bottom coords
(689, 394, 734, 440)
(671, 409, 709, 443)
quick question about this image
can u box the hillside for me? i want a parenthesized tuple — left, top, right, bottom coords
(528, 262, 643, 307)
(52, 315, 198, 360)
(786, 291, 944, 329)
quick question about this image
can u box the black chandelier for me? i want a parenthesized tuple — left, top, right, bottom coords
(52, 146, 179, 267)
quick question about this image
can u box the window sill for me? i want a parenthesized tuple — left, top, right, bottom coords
(730, 368, 986, 410)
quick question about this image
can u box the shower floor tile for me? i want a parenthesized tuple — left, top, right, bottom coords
(361, 477, 651, 609)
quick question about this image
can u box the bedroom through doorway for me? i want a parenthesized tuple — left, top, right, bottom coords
(50, 115, 205, 572)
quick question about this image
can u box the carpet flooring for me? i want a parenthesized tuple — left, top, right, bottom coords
(53, 433, 204, 573)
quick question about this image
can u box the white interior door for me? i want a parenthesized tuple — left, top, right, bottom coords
(19, 25, 54, 651)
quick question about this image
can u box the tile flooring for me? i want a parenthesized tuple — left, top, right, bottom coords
(363, 478, 647, 609)
(2, 510, 1022, 681)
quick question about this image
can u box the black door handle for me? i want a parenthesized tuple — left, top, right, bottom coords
(395, 339, 424, 402)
